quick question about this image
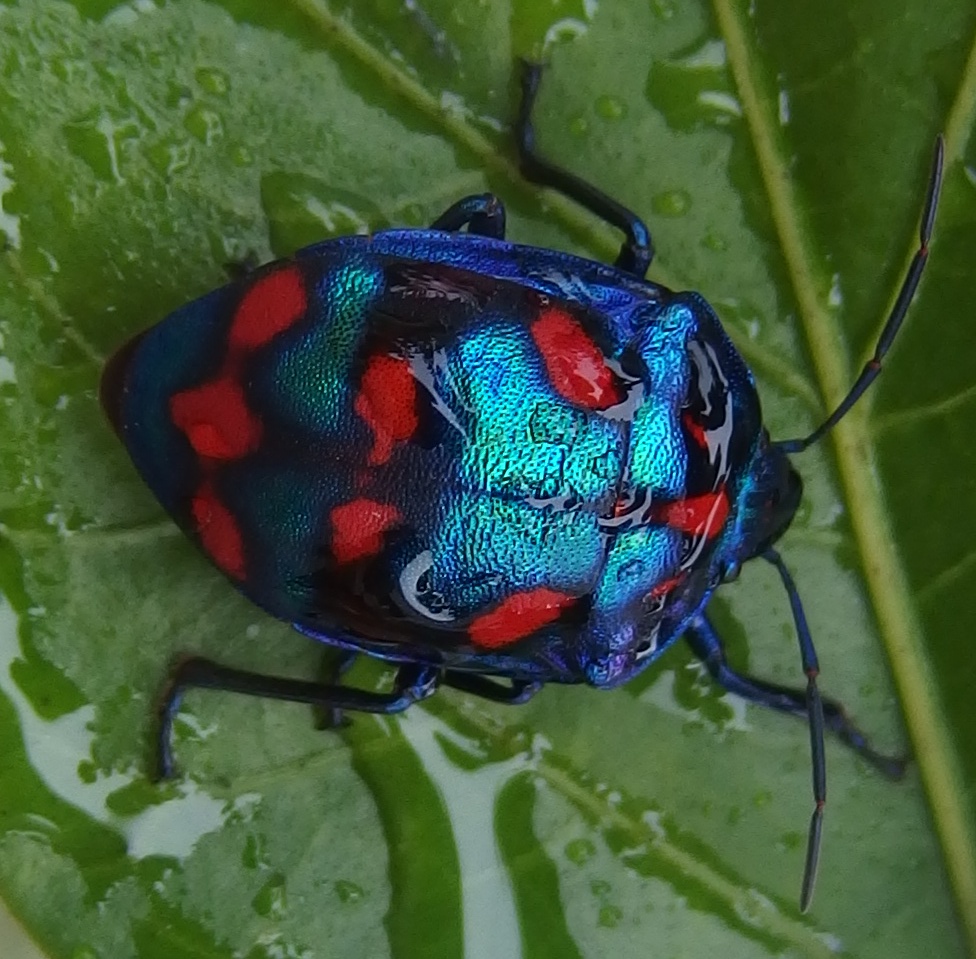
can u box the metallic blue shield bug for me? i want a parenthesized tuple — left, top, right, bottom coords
(101, 62, 944, 911)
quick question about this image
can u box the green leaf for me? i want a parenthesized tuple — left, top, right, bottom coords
(1, 1, 974, 957)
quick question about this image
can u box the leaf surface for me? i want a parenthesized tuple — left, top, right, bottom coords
(0, 1, 973, 957)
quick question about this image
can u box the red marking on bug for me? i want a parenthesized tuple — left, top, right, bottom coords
(191, 483, 246, 580)
(229, 266, 307, 350)
(170, 377, 263, 460)
(468, 587, 576, 649)
(650, 489, 730, 540)
(531, 308, 623, 410)
(330, 498, 402, 564)
(354, 354, 418, 465)
(647, 574, 684, 599)
(682, 411, 708, 449)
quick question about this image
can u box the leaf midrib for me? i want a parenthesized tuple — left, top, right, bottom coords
(713, 0, 976, 950)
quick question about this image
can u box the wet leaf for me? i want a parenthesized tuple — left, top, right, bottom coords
(1, 1, 973, 957)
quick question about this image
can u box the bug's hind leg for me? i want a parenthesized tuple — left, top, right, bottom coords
(515, 60, 653, 277)
(155, 656, 440, 780)
(685, 614, 906, 779)
(430, 193, 507, 238)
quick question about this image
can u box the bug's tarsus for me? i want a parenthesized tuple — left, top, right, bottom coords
(154, 656, 441, 780)
(514, 59, 654, 277)
(777, 135, 945, 454)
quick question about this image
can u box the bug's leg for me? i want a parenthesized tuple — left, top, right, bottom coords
(441, 670, 542, 704)
(430, 193, 507, 238)
(776, 136, 944, 453)
(313, 649, 359, 730)
(155, 656, 440, 780)
(515, 60, 653, 277)
(684, 613, 906, 778)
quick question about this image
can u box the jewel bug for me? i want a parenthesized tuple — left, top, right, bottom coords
(101, 61, 944, 910)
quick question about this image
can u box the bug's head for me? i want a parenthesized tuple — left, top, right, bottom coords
(732, 436, 804, 567)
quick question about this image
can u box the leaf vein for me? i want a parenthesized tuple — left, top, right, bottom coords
(918, 549, 976, 606)
(874, 383, 976, 435)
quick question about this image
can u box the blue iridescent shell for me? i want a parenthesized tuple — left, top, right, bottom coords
(102, 229, 763, 688)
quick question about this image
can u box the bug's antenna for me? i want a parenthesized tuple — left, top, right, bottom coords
(777, 136, 944, 454)
(763, 548, 826, 912)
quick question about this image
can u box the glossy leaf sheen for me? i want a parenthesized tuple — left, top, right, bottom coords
(0, 1, 973, 957)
